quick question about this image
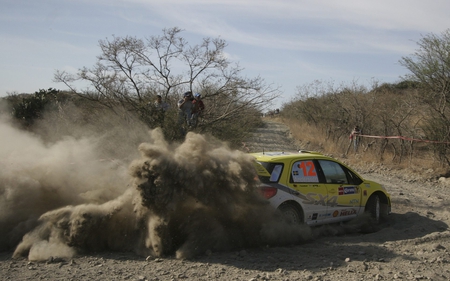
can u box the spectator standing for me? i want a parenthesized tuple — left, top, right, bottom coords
(191, 93, 205, 128)
(177, 91, 194, 135)
(153, 95, 169, 127)
(349, 126, 362, 152)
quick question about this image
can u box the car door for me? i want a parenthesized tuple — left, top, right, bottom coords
(286, 159, 329, 224)
(317, 160, 362, 222)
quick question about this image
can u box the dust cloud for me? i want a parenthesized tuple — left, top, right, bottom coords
(0, 116, 131, 255)
(2, 116, 311, 261)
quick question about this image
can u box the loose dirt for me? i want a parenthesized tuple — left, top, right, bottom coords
(2, 119, 450, 281)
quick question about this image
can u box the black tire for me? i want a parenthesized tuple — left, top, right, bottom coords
(278, 203, 303, 225)
(365, 194, 381, 223)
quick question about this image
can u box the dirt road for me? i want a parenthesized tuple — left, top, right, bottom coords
(2, 119, 450, 281)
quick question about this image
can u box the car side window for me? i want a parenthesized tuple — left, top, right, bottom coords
(290, 160, 319, 183)
(318, 160, 348, 184)
(345, 168, 363, 185)
(257, 162, 284, 183)
(269, 164, 283, 182)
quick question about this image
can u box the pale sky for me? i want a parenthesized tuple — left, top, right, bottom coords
(1, 0, 450, 108)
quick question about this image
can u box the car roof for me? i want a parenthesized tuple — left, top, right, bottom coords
(250, 150, 332, 162)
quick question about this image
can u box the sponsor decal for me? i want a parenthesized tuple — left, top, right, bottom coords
(332, 210, 339, 217)
(311, 213, 318, 220)
(319, 213, 332, 218)
(349, 199, 359, 204)
(339, 209, 357, 216)
(302, 193, 338, 207)
(363, 190, 367, 196)
(338, 186, 357, 195)
(293, 184, 318, 188)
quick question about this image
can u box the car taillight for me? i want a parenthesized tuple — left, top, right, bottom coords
(259, 185, 277, 199)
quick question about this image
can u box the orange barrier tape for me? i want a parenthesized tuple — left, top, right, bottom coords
(358, 134, 450, 144)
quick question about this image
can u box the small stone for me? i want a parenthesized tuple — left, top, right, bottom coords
(275, 268, 284, 274)
(345, 257, 351, 262)
(363, 262, 369, 271)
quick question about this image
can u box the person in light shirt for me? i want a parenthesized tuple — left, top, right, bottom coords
(177, 91, 194, 135)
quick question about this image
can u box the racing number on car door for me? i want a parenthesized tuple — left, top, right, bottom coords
(299, 161, 316, 176)
(292, 160, 319, 183)
(289, 160, 328, 223)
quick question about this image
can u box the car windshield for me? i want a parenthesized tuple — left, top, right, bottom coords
(257, 162, 283, 183)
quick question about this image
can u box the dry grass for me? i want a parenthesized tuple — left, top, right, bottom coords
(279, 117, 447, 181)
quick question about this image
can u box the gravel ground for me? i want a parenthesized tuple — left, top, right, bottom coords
(2, 119, 450, 281)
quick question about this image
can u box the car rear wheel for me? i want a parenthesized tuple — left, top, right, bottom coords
(365, 194, 381, 223)
(278, 203, 303, 225)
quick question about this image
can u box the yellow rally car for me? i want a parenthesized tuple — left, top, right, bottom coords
(251, 151, 391, 225)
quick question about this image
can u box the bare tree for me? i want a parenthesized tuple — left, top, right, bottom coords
(399, 29, 450, 165)
(54, 27, 279, 141)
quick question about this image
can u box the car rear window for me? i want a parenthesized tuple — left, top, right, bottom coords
(257, 162, 283, 183)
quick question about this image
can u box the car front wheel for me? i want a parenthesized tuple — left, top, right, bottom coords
(366, 194, 381, 223)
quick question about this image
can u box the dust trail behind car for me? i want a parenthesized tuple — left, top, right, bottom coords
(1, 118, 311, 261)
(0, 117, 132, 258)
